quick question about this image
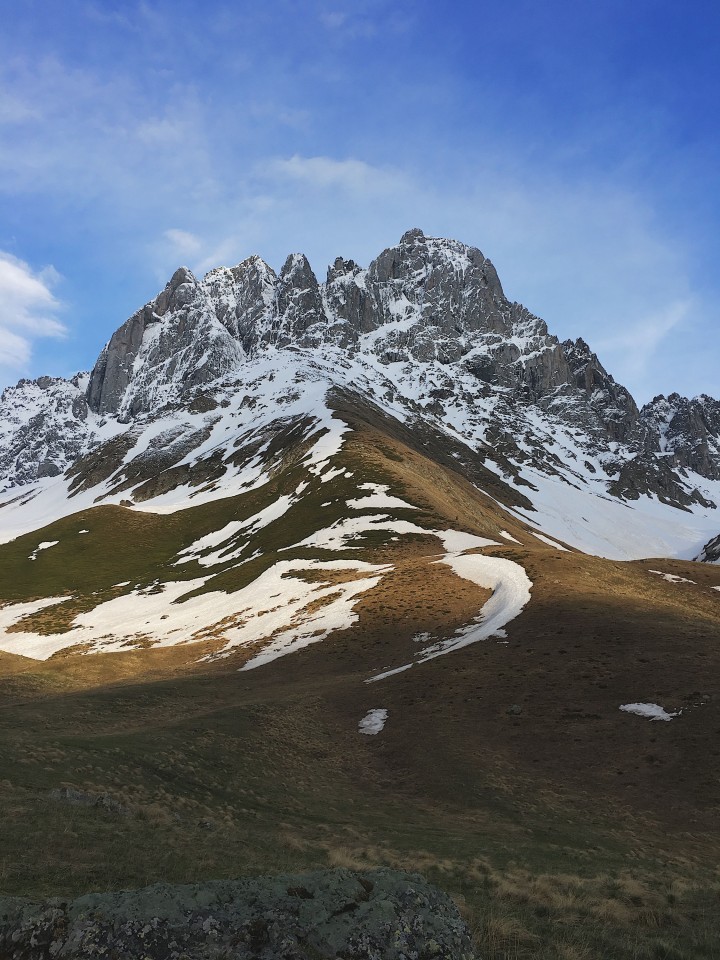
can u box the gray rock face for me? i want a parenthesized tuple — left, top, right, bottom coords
(0, 868, 477, 960)
(562, 337, 640, 443)
(203, 255, 277, 355)
(87, 267, 197, 415)
(88, 267, 246, 419)
(697, 532, 720, 563)
(0, 375, 92, 488)
(273, 253, 327, 347)
(85, 231, 571, 419)
(641, 393, 720, 480)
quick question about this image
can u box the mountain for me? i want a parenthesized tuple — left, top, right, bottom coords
(1, 228, 719, 552)
(1, 230, 719, 958)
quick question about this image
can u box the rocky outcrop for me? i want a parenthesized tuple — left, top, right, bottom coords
(641, 393, 720, 480)
(697, 532, 720, 563)
(87, 266, 199, 415)
(85, 229, 579, 419)
(0, 869, 477, 960)
(203, 256, 277, 355)
(273, 253, 327, 347)
(561, 337, 640, 443)
(87, 267, 245, 419)
(0, 375, 92, 487)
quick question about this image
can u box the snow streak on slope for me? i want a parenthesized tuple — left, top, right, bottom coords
(176, 497, 294, 567)
(418, 552, 533, 662)
(367, 531, 532, 681)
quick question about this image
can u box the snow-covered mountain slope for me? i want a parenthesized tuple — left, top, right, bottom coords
(0, 227, 719, 576)
(1, 344, 719, 562)
(1, 373, 718, 676)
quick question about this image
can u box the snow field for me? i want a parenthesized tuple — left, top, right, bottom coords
(2, 344, 720, 564)
(0, 559, 391, 664)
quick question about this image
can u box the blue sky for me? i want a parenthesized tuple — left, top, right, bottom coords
(0, 0, 718, 403)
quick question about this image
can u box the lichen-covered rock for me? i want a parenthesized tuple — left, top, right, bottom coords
(0, 868, 478, 959)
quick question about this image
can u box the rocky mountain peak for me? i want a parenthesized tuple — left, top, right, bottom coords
(399, 226, 426, 243)
(274, 253, 326, 346)
(641, 392, 720, 480)
(561, 336, 639, 442)
(0, 229, 718, 532)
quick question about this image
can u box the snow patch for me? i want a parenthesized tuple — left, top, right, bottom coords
(620, 703, 680, 721)
(531, 532, 569, 551)
(28, 540, 59, 561)
(499, 530, 521, 543)
(358, 708, 388, 735)
(648, 570, 696, 584)
(435, 530, 497, 553)
(347, 483, 417, 511)
(289, 515, 429, 552)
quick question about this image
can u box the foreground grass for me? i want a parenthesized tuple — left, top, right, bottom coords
(1, 658, 718, 960)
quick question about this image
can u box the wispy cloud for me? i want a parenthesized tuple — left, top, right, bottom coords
(163, 229, 202, 257)
(318, 0, 412, 39)
(0, 253, 66, 371)
(267, 155, 409, 195)
(594, 300, 691, 382)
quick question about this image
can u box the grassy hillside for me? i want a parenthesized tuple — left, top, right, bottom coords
(1, 412, 719, 958)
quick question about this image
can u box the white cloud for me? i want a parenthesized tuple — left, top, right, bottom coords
(0, 253, 66, 371)
(320, 10, 350, 30)
(163, 229, 203, 257)
(267, 155, 408, 195)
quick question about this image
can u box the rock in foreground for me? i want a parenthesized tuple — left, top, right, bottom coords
(0, 868, 477, 959)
